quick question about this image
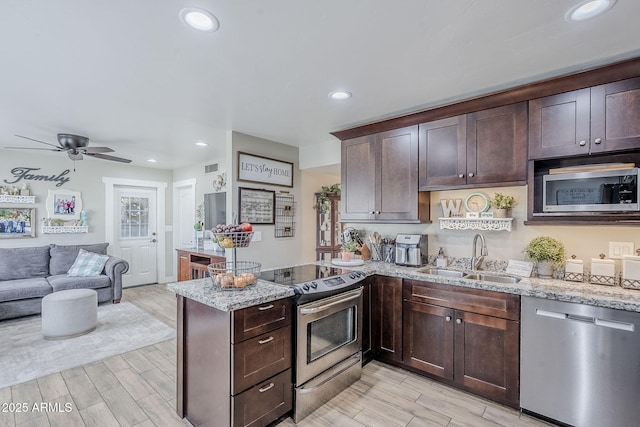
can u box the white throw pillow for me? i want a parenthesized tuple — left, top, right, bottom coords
(67, 249, 109, 277)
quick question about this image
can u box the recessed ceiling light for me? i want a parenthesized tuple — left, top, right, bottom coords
(329, 90, 352, 100)
(566, 0, 616, 21)
(195, 141, 208, 147)
(180, 7, 220, 32)
(147, 159, 157, 163)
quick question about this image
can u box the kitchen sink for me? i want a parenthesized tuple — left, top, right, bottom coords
(419, 268, 465, 278)
(463, 273, 521, 284)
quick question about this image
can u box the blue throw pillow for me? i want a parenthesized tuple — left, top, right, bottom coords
(67, 249, 109, 277)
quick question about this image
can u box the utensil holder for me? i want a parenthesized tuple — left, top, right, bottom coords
(371, 243, 383, 261)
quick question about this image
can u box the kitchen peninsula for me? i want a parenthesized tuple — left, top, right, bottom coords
(168, 260, 640, 426)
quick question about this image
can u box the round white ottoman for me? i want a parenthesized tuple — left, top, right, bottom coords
(42, 289, 98, 339)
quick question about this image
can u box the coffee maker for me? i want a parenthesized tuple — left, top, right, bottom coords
(394, 234, 428, 267)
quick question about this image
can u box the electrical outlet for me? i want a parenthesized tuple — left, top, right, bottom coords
(252, 231, 262, 242)
(609, 242, 634, 259)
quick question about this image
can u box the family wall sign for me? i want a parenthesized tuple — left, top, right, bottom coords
(3, 167, 71, 187)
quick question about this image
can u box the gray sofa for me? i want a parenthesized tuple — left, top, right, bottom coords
(0, 243, 129, 320)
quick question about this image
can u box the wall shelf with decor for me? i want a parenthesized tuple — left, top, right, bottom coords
(42, 226, 89, 234)
(0, 195, 36, 204)
(439, 217, 513, 232)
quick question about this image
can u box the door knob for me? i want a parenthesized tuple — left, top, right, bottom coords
(150, 238, 157, 243)
(456, 319, 462, 324)
(468, 172, 475, 178)
(458, 173, 465, 179)
(445, 316, 451, 322)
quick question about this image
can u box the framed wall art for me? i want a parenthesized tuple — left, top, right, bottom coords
(46, 189, 83, 221)
(237, 152, 294, 188)
(0, 208, 35, 238)
(239, 187, 275, 224)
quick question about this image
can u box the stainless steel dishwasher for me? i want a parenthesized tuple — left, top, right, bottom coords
(521, 296, 640, 427)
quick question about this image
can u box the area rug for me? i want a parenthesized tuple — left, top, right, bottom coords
(0, 302, 176, 389)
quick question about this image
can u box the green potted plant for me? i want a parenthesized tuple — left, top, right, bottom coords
(524, 236, 566, 278)
(341, 240, 358, 261)
(490, 193, 516, 218)
(313, 183, 340, 213)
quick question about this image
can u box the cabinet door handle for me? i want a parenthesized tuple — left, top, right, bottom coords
(445, 316, 451, 322)
(258, 336, 274, 345)
(468, 172, 475, 178)
(458, 173, 465, 179)
(579, 140, 587, 146)
(594, 138, 602, 144)
(259, 383, 275, 393)
(258, 304, 274, 311)
(456, 318, 462, 324)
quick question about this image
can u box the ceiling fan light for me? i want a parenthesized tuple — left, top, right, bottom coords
(180, 8, 219, 32)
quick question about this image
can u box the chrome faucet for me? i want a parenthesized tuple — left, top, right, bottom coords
(471, 233, 488, 270)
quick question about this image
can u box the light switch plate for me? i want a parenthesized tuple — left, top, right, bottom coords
(609, 242, 634, 259)
(252, 231, 262, 242)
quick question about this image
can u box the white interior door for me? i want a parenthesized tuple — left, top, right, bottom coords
(175, 184, 196, 248)
(113, 186, 158, 287)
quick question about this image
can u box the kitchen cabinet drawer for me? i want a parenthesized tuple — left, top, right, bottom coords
(403, 279, 520, 321)
(232, 326, 292, 394)
(232, 368, 293, 427)
(232, 298, 292, 343)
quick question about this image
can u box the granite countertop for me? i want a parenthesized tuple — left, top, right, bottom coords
(168, 260, 640, 313)
(347, 261, 640, 313)
(167, 278, 295, 311)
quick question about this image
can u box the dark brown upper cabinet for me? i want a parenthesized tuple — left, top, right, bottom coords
(529, 77, 640, 160)
(418, 102, 528, 190)
(341, 126, 429, 222)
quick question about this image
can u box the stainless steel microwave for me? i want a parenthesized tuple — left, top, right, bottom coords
(543, 168, 639, 212)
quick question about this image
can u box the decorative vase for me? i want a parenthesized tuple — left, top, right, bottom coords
(494, 208, 509, 218)
(537, 261, 554, 278)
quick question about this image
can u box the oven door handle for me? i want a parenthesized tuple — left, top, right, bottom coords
(299, 288, 362, 315)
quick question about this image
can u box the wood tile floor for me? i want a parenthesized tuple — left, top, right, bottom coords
(0, 284, 555, 427)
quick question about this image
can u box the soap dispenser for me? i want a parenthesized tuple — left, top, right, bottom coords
(436, 247, 448, 268)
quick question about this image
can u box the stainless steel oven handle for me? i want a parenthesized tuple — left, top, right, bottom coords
(299, 288, 362, 315)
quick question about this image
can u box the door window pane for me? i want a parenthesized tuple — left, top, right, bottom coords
(120, 195, 151, 238)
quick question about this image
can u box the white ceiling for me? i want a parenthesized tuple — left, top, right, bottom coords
(1, 0, 639, 170)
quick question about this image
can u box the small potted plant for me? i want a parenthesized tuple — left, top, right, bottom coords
(341, 240, 358, 261)
(313, 183, 341, 213)
(524, 236, 566, 278)
(490, 193, 516, 218)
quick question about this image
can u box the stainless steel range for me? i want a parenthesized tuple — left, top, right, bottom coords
(262, 264, 366, 422)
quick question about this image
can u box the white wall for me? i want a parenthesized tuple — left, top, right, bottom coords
(346, 185, 640, 271)
(0, 150, 174, 269)
(228, 132, 303, 269)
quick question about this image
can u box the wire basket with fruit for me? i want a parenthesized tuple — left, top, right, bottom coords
(213, 223, 254, 248)
(208, 261, 261, 291)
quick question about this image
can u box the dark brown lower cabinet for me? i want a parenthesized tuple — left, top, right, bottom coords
(177, 295, 293, 427)
(371, 275, 403, 363)
(402, 280, 520, 408)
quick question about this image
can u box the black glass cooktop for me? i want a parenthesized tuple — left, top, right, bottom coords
(260, 264, 348, 287)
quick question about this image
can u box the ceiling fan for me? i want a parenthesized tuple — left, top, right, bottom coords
(6, 133, 132, 163)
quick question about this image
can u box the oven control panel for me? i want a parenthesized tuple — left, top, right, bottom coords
(296, 270, 366, 294)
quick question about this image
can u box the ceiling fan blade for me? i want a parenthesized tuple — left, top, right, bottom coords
(14, 134, 61, 148)
(5, 146, 62, 151)
(68, 152, 83, 161)
(82, 146, 114, 154)
(87, 152, 132, 163)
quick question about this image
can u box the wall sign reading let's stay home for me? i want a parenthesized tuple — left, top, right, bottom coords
(238, 152, 293, 188)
